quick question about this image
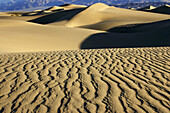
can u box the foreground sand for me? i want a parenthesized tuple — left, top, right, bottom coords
(0, 47, 169, 112)
(0, 3, 170, 113)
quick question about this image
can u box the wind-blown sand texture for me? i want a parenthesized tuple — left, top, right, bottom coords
(0, 47, 169, 112)
(0, 2, 170, 113)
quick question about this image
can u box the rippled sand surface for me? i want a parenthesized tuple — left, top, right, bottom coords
(0, 47, 169, 113)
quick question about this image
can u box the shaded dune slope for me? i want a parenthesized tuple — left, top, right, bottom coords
(139, 5, 170, 15)
(151, 5, 170, 14)
(0, 19, 170, 52)
(0, 47, 169, 112)
(81, 21, 170, 49)
(28, 3, 170, 31)
(107, 19, 170, 33)
(29, 8, 86, 25)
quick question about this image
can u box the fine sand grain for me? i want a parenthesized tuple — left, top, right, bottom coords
(0, 3, 170, 113)
(0, 47, 169, 112)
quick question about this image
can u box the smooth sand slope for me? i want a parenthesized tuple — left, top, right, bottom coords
(0, 18, 169, 53)
(64, 3, 170, 31)
(0, 4, 86, 22)
(0, 47, 169, 112)
(0, 12, 12, 16)
(29, 3, 170, 31)
(0, 20, 103, 53)
(0, 3, 170, 53)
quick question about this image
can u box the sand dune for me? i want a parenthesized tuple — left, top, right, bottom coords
(27, 3, 170, 31)
(0, 3, 170, 112)
(1, 5, 84, 21)
(59, 4, 87, 10)
(150, 5, 170, 14)
(0, 18, 170, 53)
(0, 20, 102, 53)
(0, 12, 12, 16)
(6, 3, 170, 32)
(0, 47, 169, 112)
(64, 3, 170, 31)
(29, 8, 86, 25)
(138, 5, 170, 15)
(138, 5, 156, 11)
(44, 6, 64, 11)
(107, 19, 170, 33)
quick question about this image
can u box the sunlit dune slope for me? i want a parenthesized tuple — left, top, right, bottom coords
(0, 20, 102, 53)
(64, 3, 170, 31)
(138, 5, 156, 11)
(0, 12, 12, 16)
(0, 3, 170, 53)
(0, 19, 169, 53)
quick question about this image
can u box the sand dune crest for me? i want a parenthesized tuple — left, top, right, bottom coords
(139, 5, 156, 10)
(44, 6, 64, 11)
(150, 5, 170, 14)
(59, 4, 87, 10)
(65, 3, 170, 31)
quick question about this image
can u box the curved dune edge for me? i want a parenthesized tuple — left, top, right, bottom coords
(0, 47, 169, 112)
(64, 3, 170, 30)
(0, 20, 103, 53)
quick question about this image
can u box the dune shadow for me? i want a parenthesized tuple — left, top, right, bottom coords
(22, 9, 64, 16)
(59, 4, 72, 7)
(81, 27, 170, 49)
(81, 19, 170, 49)
(28, 8, 86, 24)
(107, 19, 170, 33)
(138, 6, 170, 15)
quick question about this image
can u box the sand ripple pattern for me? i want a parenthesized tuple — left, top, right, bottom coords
(0, 47, 169, 113)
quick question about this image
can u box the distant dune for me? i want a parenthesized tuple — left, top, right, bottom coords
(138, 5, 156, 10)
(64, 3, 170, 31)
(150, 5, 170, 14)
(0, 12, 11, 16)
(0, 3, 170, 113)
(28, 3, 170, 32)
(138, 4, 170, 14)
(0, 3, 170, 53)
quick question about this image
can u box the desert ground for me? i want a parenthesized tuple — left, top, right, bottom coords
(0, 3, 170, 113)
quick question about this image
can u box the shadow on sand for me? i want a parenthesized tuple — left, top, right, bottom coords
(81, 32, 170, 49)
(81, 20, 170, 49)
(28, 8, 86, 24)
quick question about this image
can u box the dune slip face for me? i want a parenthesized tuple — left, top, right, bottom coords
(0, 47, 169, 113)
